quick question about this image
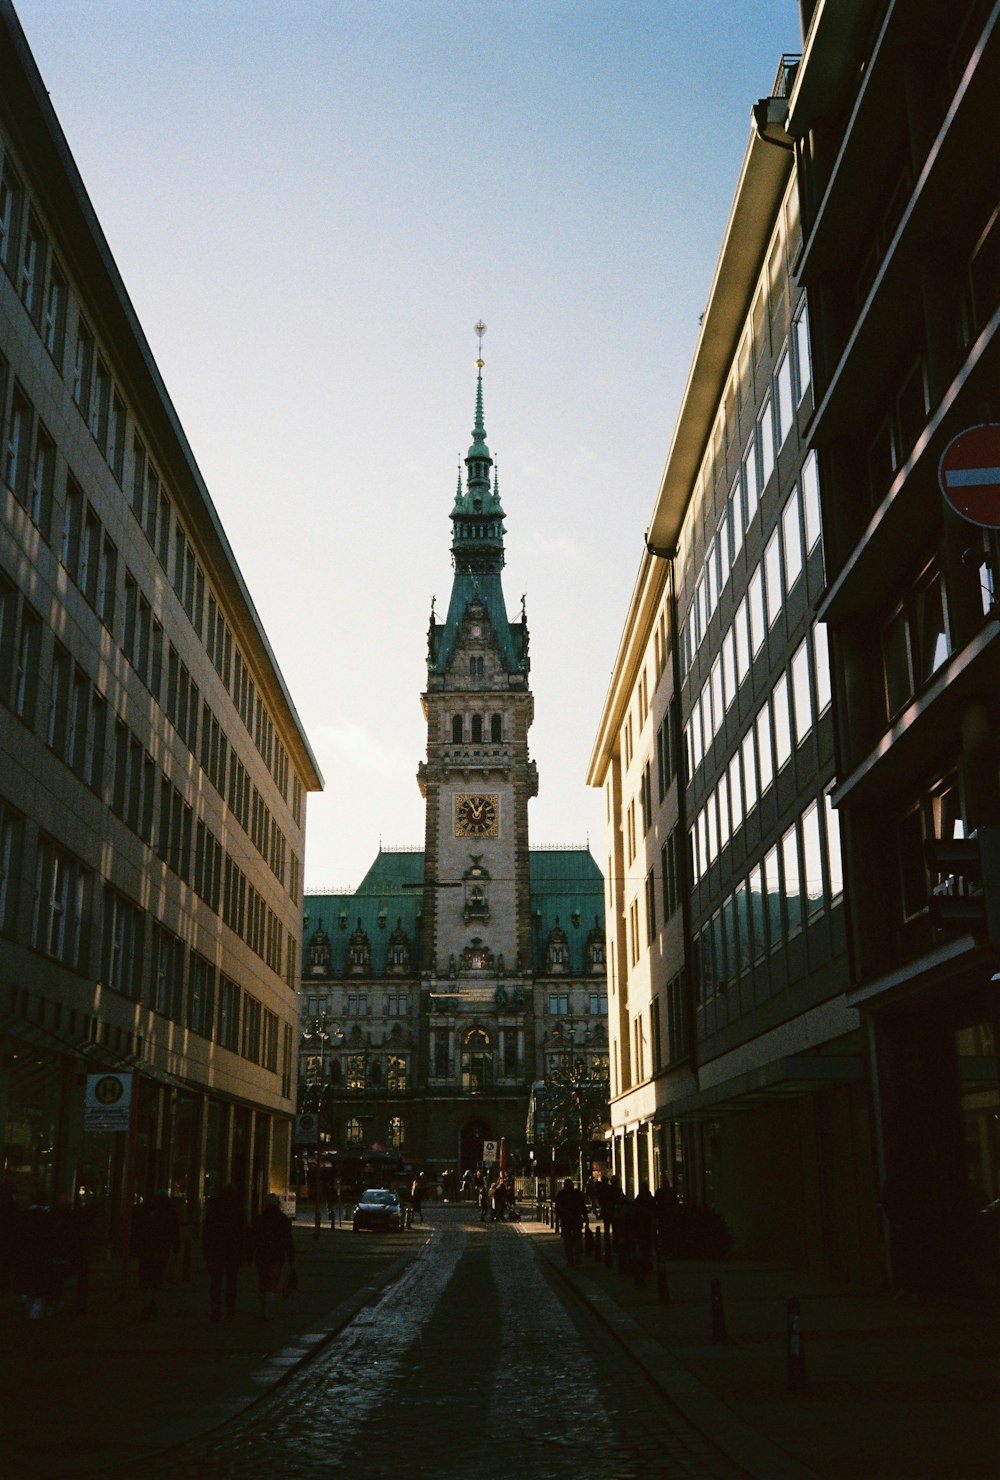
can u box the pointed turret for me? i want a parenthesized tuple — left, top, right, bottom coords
(428, 331, 528, 680)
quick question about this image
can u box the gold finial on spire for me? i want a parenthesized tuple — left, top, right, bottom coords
(474, 319, 487, 368)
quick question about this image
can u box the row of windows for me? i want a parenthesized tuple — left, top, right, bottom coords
(628, 774, 842, 976)
(0, 580, 297, 982)
(616, 222, 806, 792)
(0, 805, 285, 1073)
(679, 331, 813, 671)
(683, 531, 828, 788)
(0, 520, 295, 901)
(300, 992, 412, 1020)
(450, 712, 503, 744)
(692, 793, 843, 1007)
(547, 991, 607, 1016)
(0, 137, 299, 823)
(303, 1052, 409, 1094)
(341, 1115, 404, 1149)
(678, 186, 805, 571)
(688, 628, 832, 885)
(681, 449, 821, 687)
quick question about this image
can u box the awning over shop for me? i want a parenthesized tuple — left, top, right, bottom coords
(652, 1053, 866, 1124)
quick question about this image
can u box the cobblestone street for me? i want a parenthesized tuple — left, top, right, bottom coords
(134, 1209, 742, 1480)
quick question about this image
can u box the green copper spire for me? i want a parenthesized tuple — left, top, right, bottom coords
(428, 324, 528, 680)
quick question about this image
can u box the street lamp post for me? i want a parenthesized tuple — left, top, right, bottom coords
(301, 1014, 343, 1238)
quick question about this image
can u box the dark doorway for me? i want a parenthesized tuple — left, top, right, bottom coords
(460, 1117, 491, 1172)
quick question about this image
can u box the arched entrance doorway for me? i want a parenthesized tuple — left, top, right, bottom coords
(459, 1117, 491, 1173)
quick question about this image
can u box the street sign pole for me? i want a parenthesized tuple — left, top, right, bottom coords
(119, 1076, 138, 1301)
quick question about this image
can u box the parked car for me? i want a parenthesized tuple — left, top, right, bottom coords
(352, 1188, 402, 1232)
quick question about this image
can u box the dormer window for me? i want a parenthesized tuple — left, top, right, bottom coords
(307, 920, 332, 977)
(586, 917, 607, 973)
(545, 919, 570, 974)
(387, 918, 411, 973)
(469, 656, 484, 676)
(346, 919, 371, 975)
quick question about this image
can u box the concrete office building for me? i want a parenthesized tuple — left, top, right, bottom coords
(589, 53, 881, 1283)
(785, 0, 1000, 1291)
(0, 3, 322, 1235)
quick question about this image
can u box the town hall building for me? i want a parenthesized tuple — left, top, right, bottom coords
(299, 351, 607, 1184)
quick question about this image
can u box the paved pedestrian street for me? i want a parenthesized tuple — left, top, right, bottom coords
(134, 1208, 741, 1480)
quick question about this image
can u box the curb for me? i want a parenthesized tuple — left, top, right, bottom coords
(518, 1221, 821, 1480)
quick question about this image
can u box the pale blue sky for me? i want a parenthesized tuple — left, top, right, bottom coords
(14, 0, 799, 887)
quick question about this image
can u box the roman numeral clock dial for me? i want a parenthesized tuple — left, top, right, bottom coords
(454, 793, 499, 837)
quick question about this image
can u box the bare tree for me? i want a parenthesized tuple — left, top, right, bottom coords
(542, 1057, 610, 1186)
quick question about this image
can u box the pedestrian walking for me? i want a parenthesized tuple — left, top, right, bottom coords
(202, 1185, 250, 1322)
(49, 1194, 87, 1313)
(490, 1175, 508, 1223)
(251, 1193, 295, 1320)
(554, 1178, 588, 1267)
(0, 1182, 21, 1298)
(411, 1175, 425, 1223)
(631, 1181, 656, 1286)
(597, 1174, 625, 1250)
(16, 1197, 54, 1319)
(132, 1191, 179, 1322)
(653, 1179, 678, 1257)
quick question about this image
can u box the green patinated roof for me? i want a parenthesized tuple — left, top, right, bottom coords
(356, 849, 426, 895)
(528, 849, 605, 971)
(303, 846, 605, 977)
(303, 851, 424, 978)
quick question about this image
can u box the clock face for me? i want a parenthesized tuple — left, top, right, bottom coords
(454, 793, 499, 837)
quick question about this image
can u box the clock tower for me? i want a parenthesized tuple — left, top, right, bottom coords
(297, 331, 606, 1189)
(418, 341, 538, 965)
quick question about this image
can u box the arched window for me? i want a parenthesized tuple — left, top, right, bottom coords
(490, 713, 502, 743)
(469, 656, 484, 676)
(471, 714, 483, 743)
(461, 1027, 494, 1092)
(452, 714, 463, 743)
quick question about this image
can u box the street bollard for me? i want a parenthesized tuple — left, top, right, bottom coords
(594, 1226, 603, 1261)
(657, 1253, 670, 1304)
(604, 1233, 614, 1269)
(786, 1295, 806, 1390)
(584, 1222, 595, 1259)
(710, 1277, 727, 1342)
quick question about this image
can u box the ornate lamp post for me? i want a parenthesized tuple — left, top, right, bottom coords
(301, 1013, 343, 1238)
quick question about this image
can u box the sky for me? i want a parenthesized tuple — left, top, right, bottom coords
(13, 0, 800, 890)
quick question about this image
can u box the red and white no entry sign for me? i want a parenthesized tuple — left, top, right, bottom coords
(938, 423, 1000, 528)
